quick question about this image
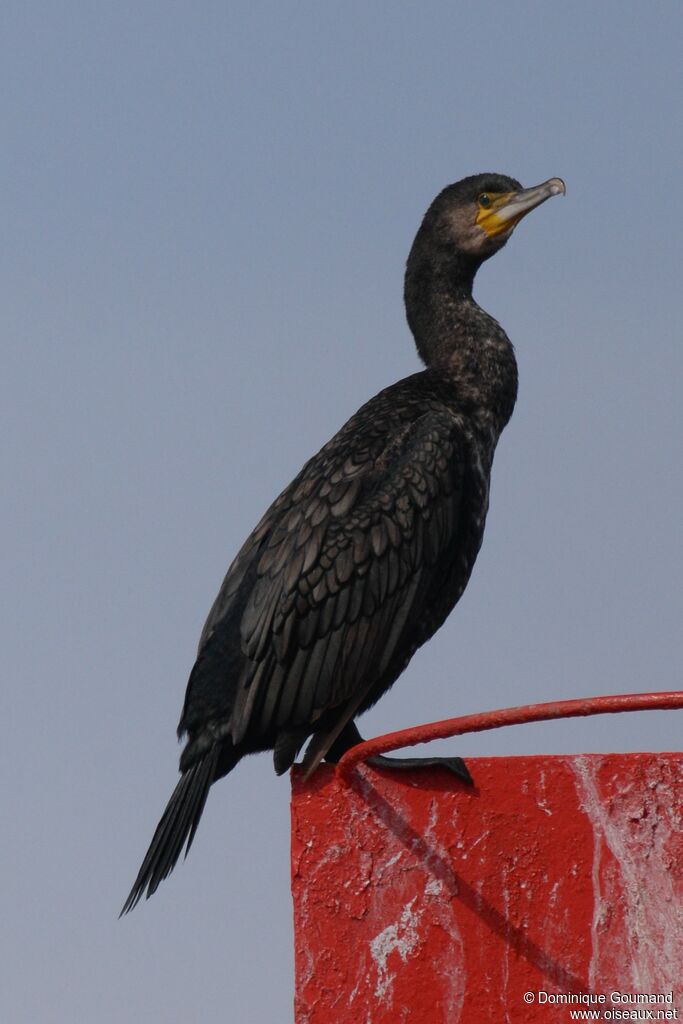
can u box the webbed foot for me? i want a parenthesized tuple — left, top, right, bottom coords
(366, 753, 473, 786)
(323, 721, 473, 786)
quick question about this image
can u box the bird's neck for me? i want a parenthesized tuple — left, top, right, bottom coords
(405, 261, 518, 432)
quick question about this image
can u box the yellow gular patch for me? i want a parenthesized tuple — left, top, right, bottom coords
(476, 193, 520, 238)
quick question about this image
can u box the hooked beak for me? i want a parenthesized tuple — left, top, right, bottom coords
(477, 177, 566, 238)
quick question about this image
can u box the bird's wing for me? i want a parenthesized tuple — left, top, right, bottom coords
(195, 497, 285, 654)
(229, 404, 467, 758)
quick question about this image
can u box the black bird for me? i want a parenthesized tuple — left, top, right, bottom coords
(122, 173, 565, 912)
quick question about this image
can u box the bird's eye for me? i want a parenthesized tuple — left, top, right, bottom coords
(479, 193, 491, 208)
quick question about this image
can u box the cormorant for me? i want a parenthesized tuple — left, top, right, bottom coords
(122, 173, 565, 913)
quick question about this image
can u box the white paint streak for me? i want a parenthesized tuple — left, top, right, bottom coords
(537, 769, 553, 816)
(574, 756, 682, 1004)
(500, 863, 512, 1021)
(369, 897, 421, 1002)
(364, 786, 467, 1020)
(424, 877, 442, 897)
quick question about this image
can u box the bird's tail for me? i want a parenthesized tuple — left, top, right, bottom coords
(120, 743, 220, 915)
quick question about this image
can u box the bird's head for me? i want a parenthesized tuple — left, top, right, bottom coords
(405, 172, 565, 366)
(411, 172, 566, 268)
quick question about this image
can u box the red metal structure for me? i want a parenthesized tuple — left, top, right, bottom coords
(291, 692, 682, 1023)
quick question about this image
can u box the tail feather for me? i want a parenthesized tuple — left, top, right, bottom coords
(120, 744, 220, 915)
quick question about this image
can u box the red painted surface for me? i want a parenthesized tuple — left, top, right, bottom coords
(291, 754, 682, 1023)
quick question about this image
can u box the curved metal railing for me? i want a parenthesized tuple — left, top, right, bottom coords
(336, 690, 683, 779)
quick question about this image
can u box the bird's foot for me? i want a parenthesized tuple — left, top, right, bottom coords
(323, 722, 474, 785)
(366, 753, 473, 786)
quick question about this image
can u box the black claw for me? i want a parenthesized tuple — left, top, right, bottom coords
(366, 753, 474, 786)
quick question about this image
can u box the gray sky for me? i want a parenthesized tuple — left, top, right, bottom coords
(2, 2, 681, 1021)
